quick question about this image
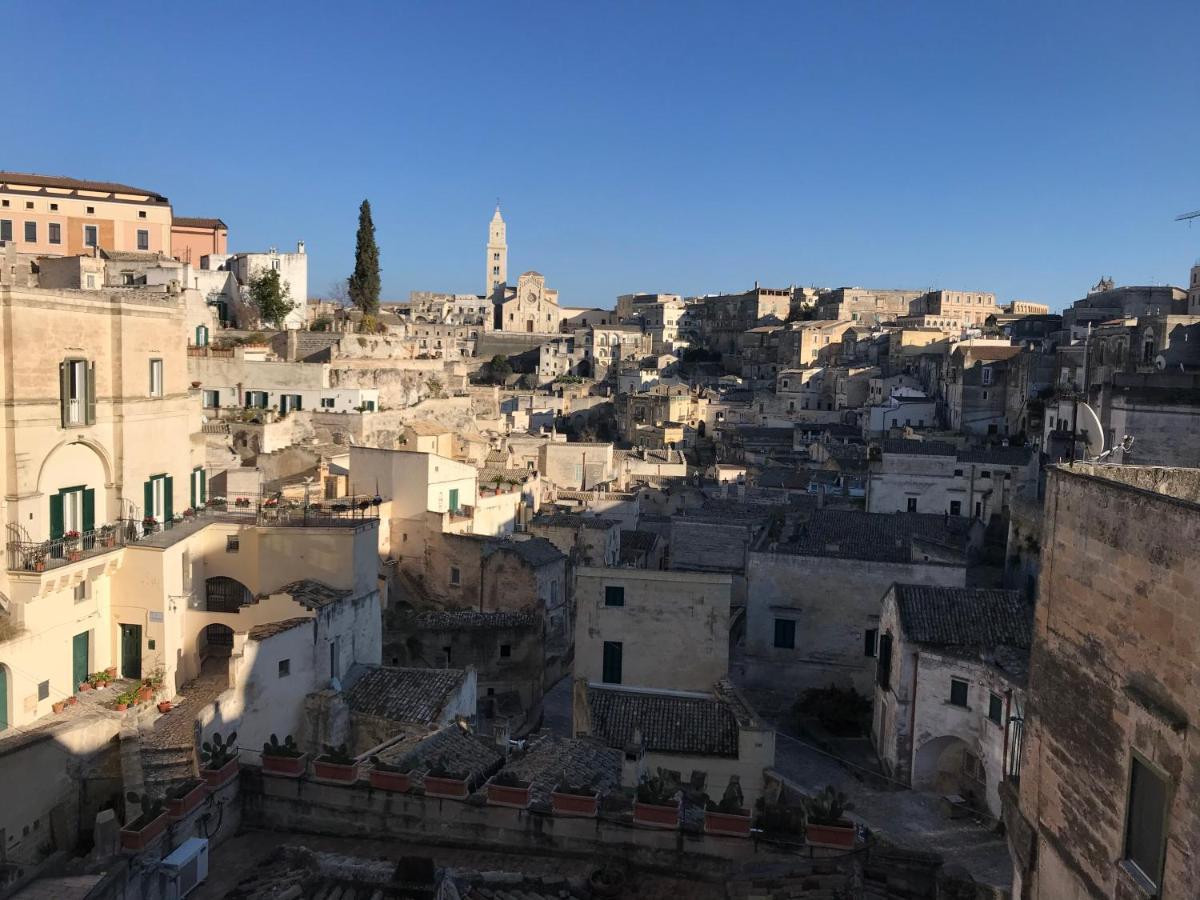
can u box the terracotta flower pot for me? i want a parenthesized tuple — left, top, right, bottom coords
(79, 682, 93, 692)
(423, 775, 470, 800)
(633, 800, 680, 829)
(167, 781, 208, 821)
(369, 769, 412, 793)
(485, 779, 532, 809)
(52, 701, 66, 714)
(157, 701, 172, 714)
(138, 687, 153, 703)
(805, 821, 856, 849)
(313, 759, 359, 784)
(262, 753, 307, 778)
(704, 808, 753, 837)
(67, 696, 78, 706)
(551, 789, 599, 817)
(115, 703, 128, 712)
(119, 812, 168, 851)
(201, 757, 240, 790)
(105, 666, 117, 678)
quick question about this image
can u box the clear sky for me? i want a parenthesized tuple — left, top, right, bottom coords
(9, 1, 1199, 310)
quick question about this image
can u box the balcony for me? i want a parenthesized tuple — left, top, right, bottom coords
(6, 495, 382, 571)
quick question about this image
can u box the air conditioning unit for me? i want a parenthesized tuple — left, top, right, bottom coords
(161, 837, 209, 899)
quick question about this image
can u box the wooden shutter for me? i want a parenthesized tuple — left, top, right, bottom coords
(59, 361, 70, 427)
(199, 469, 206, 504)
(86, 362, 96, 424)
(163, 476, 174, 521)
(82, 489, 95, 534)
(190, 470, 196, 509)
(49, 492, 64, 540)
(144, 480, 153, 519)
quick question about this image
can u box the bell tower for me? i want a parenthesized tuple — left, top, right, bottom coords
(486, 204, 507, 297)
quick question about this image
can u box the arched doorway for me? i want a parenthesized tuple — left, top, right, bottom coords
(913, 735, 986, 807)
(204, 576, 253, 613)
(198, 623, 235, 666)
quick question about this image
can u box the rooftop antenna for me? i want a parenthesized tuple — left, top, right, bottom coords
(1175, 209, 1200, 223)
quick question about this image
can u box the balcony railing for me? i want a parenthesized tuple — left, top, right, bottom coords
(7, 495, 383, 571)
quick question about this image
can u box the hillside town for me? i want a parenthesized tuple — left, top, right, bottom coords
(0, 169, 1198, 900)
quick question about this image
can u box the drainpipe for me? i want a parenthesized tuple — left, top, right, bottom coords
(908, 651, 920, 782)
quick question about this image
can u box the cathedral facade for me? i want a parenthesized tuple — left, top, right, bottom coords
(485, 206, 562, 334)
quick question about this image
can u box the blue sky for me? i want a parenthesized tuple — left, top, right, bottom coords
(9, 2, 1199, 310)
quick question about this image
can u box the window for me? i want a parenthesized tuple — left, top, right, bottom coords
(774, 618, 796, 649)
(24, 201, 33, 210)
(950, 678, 969, 707)
(981, 367, 993, 385)
(980, 470, 992, 479)
(226, 535, 239, 553)
(493, 252, 500, 261)
(50, 202, 58, 211)
(74, 582, 88, 602)
(194, 324, 209, 347)
(149, 358, 163, 397)
(492, 266, 500, 276)
(988, 692, 1003, 725)
(449, 566, 461, 586)
(1124, 756, 1169, 890)
(83, 225, 98, 247)
(906, 498, 918, 512)
(0, 199, 6, 207)
(320, 397, 335, 408)
(604, 585, 625, 607)
(499, 644, 511, 658)
(950, 500, 962, 516)
(981, 391, 989, 400)
(48, 222, 61, 244)
(954, 468, 963, 476)
(442, 646, 453, 665)
(0, 220, 11, 241)
(329, 636, 341, 679)
(864, 628, 878, 657)
(24, 221, 36, 242)
(38, 680, 49, 701)
(86, 206, 95, 214)
(202, 389, 220, 408)
(278, 659, 290, 677)
(137, 229, 149, 251)
(602, 641, 623, 684)
(85, 274, 96, 289)
(447, 488, 460, 513)
(138, 210, 147, 219)
(60, 358, 94, 426)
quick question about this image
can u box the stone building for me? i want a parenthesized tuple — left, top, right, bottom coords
(573, 567, 732, 693)
(493, 271, 560, 334)
(485, 205, 507, 298)
(694, 285, 791, 355)
(1005, 464, 1200, 900)
(812, 287, 924, 325)
(945, 343, 1022, 435)
(226, 242, 308, 331)
(743, 509, 973, 696)
(913, 290, 999, 328)
(527, 512, 621, 568)
(872, 584, 1031, 818)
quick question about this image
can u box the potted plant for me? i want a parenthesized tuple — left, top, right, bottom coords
(90, 670, 112, 690)
(182, 507, 196, 518)
(98, 524, 116, 548)
(64, 530, 82, 561)
(704, 779, 753, 837)
(166, 778, 207, 821)
(633, 768, 681, 829)
(142, 516, 157, 534)
(52, 700, 66, 714)
(78, 679, 93, 692)
(368, 755, 413, 793)
(804, 785, 856, 849)
(200, 731, 240, 789)
(114, 688, 138, 712)
(119, 792, 168, 851)
(551, 773, 601, 817)
(313, 743, 359, 783)
(66, 695, 78, 706)
(137, 684, 154, 703)
(157, 700, 172, 714)
(27, 546, 47, 571)
(105, 666, 117, 679)
(421, 756, 471, 800)
(485, 770, 532, 809)
(261, 733, 307, 778)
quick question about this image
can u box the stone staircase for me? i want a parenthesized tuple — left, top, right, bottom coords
(140, 744, 197, 798)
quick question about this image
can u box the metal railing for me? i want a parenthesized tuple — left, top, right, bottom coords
(7, 494, 382, 571)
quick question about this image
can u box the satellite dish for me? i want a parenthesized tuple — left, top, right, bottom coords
(1076, 402, 1105, 460)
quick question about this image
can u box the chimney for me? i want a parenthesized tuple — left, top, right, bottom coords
(297, 240, 306, 255)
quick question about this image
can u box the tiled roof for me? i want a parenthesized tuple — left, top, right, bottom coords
(0, 171, 168, 201)
(955, 345, 1021, 361)
(409, 609, 541, 630)
(247, 617, 311, 641)
(957, 445, 1035, 466)
(102, 249, 168, 262)
(756, 468, 811, 490)
(267, 579, 352, 609)
(530, 512, 620, 530)
(777, 509, 971, 563)
(405, 418, 450, 435)
(882, 439, 958, 457)
(173, 216, 227, 229)
(893, 585, 1032, 648)
(619, 529, 659, 556)
(587, 685, 740, 758)
(344, 665, 467, 723)
(376, 725, 503, 782)
(490, 734, 622, 806)
(482, 536, 565, 567)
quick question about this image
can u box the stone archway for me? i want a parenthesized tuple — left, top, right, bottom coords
(913, 735, 986, 807)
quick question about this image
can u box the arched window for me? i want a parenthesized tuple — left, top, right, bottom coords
(205, 576, 252, 613)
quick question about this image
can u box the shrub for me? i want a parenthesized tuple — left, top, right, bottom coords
(201, 731, 239, 769)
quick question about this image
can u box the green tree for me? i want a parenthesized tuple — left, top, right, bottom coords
(488, 354, 513, 383)
(247, 268, 294, 328)
(349, 199, 381, 315)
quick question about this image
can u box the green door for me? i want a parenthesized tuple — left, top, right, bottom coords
(0, 666, 7, 731)
(120, 624, 142, 680)
(448, 488, 459, 513)
(72, 631, 90, 692)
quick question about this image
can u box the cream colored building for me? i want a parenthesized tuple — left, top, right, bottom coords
(494, 271, 561, 333)
(916, 290, 998, 327)
(573, 567, 732, 693)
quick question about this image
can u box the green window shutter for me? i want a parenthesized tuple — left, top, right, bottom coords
(190, 471, 196, 509)
(86, 362, 96, 424)
(199, 469, 207, 504)
(49, 492, 64, 540)
(59, 362, 69, 428)
(82, 489, 95, 533)
(164, 476, 174, 521)
(144, 480, 153, 519)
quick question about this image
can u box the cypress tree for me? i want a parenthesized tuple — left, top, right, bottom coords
(348, 199, 381, 314)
